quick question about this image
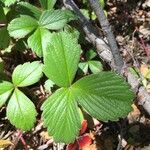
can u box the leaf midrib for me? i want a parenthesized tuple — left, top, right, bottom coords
(59, 34, 71, 86)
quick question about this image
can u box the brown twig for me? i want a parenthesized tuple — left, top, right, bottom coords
(63, 0, 113, 64)
(9, 130, 29, 150)
(63, 0, 150, 115)
(88, 0, 124, 73)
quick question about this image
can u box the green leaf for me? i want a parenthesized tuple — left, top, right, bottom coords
(63, 25, 80, 40)
(3, 0, 18, 6)
(39, 10, 72, 30)
(78, 62, 88, 74)
(80, 9, 90, 19)
(145, 70, 150, 79)
(27, 27, 52, 57)
(72, 72, 134, 121)
(0, 81, 13, 94)
(12, 61, 43, 87)
(8, 15, 38, 39)
(43, 32, 81, 87)
(41, 88, 81, 143)
(99, 0, 105, 8)
(86, 49, 97, 60)
(0, 81, 13, 107)
(129, 67, 139, 79)
(63, 9, 77, 21)
(39, 0, 56, 10)
(0, 27, 10, 49)
(7, 88, 37, 131)
(0, 6, 7, 23)
(16, 2, 42, 19)
(88, 61, 103, 74)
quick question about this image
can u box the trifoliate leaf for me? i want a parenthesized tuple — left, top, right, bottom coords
(72, 72, 134, 121)
(27, 27, 52, 57)
(88, 61, 103, 74)
(86, 49, 97, 60)
(7, 88, 37, 131)
(78, 62, 88, 74)
(8, 15, 38, 39)
(0, 81, 13, 107)
(0, 27, 10, 49)
(43, 32, 81, 87)
(12, 61, 43, 87)
(39, 0, 56, 10)
(16, 2, 42, 19)
(41, 88, 81, 143)
(39, 10, 72, 30)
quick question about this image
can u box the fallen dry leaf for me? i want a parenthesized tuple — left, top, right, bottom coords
(40, 131, 52, 141)
(140, 64, 149, 77)
(0, 139, 13, 148)
(128, 104, 141, 123)
(80, 120, 88, 135)
(66, 141, 79, 150)
(82, 144, 97, 150)
(78, 134, 92, 149)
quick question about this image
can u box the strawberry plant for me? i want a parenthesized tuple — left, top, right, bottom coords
(79, 49, 103, 74)
(41, 31, 134, 143)
(0, 0, 135, 145)
(0, 61, 43, 130)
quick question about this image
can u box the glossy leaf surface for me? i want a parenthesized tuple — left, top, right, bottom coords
(72, 72, 134, 121)
(42, 88, 81, 143)
(7, 88, 37, 131)
(88, 61, 103, 74)
(16, 2, 42, 19)
(39, 10, 73, 30)
(28, 27, 51, 57)
(0, 81, 13, 107)
(12, 61, 43, 87)
(43, 32, 81, 87)
(8, 15, 38, 39)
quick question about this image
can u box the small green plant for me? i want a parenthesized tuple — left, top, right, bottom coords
(41, 31, 134, 143)
(79, 49, 103, 74)
(0, 0, 134, 144)
(0, 61, 43, 130)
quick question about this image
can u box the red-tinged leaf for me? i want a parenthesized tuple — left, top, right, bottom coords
(78, 134, 92, 149)
(80, 120, 88, 135)
(66, 141, 79, 150)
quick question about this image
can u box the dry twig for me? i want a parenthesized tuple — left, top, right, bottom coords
(63, 0, 150, 115)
